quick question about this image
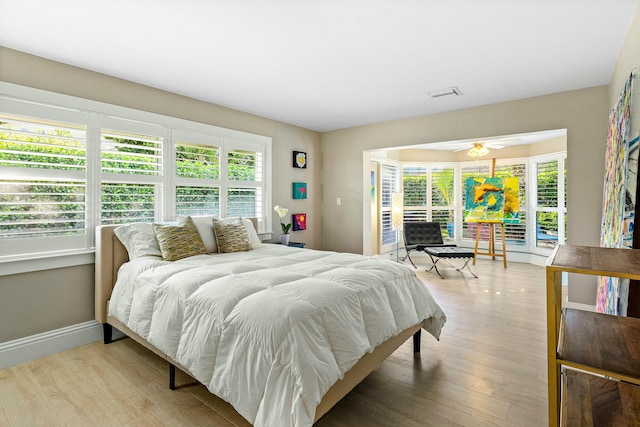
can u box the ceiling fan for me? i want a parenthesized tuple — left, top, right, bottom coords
(453, 138, 520, 157)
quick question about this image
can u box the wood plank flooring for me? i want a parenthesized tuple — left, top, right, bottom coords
(0, 257, 550, 426)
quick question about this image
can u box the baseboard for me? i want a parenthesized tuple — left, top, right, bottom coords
(0, 320, 104, 369)
(565, 302, 597, 312)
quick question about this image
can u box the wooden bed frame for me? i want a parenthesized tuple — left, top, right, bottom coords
(94, 224, 422, 423)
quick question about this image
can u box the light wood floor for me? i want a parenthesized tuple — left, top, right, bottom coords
(0, 256, 550, 426)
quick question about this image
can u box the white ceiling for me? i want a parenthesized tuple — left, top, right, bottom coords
(1, 0, 637, 132)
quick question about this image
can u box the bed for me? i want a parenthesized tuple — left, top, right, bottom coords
(94, 218, 446, 426)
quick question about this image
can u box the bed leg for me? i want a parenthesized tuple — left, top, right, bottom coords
(103, 323, 113, 344)
(169, 363, 176, 390)
(413, 329, 421, 354)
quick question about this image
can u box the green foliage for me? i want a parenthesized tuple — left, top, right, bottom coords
(1, 129, 258, 238)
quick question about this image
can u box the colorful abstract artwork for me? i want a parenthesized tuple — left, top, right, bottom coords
(597, 69, 640, 315)
(464, 177, 520, 224)
(292, 213, 307, 231)
(371, 171, 375, 200)
(292, 182, 307, 199)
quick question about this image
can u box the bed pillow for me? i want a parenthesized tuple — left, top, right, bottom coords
(153, 217, 208, 261)
(219, 217, 261, 244)
(185, 215, 218, 253)
(113, 222, 162, 259)
(213, 219, 252, 253)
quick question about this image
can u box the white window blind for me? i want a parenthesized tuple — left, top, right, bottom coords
(535, 158, 562, 247)
(174, 132, 221, 217)
(402, 165, 455, 239)
(0, 109, 87, 255)
(537, 160, 558, 207)
(101, 130, 163, 176)
(176, 141, 220, 180)
(402, 166, 427, 222)
(431, 166, 455, 238)
(495, 162, 527, 245)
(461, 163, 490, 240)
(223, 141, 265, 227)
(381, 163, 399, 247)
(0, 85, 272, 260)
(100, 124, 164, 225)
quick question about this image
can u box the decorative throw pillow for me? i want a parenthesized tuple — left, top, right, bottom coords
(219, 217, 261, 244)
(212, 219, 252, 253)
(153, 216, 208, 261)
(182, 215, 218, 253)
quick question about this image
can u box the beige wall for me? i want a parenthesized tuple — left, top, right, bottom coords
(322, 87, 608, 304)
(0, 266, 94, 342)
(0, 47, 322, 343)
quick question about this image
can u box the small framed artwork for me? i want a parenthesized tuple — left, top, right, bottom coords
(292, 213, 307, 231)
(293, 151, 307, 169)
(292, 182, 307, 199)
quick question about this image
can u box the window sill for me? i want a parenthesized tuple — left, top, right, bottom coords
(0, 249, 95, 276)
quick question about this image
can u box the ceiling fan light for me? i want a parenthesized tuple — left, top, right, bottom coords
(467, 143, 489, 157)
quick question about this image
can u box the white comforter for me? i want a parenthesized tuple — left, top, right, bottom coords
(109, 244, 446, 426)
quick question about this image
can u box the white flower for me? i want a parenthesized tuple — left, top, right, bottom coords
(274, 205, 288, 221)
(274, 205, 291, 234)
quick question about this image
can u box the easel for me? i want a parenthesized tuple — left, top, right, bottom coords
(471, 158, 507, 268)
(471, 220, 507, 268)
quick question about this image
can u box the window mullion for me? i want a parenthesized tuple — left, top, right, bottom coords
(86, 112, 100, 249)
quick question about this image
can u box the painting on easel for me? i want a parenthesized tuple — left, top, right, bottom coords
(464, 177, 520, 224)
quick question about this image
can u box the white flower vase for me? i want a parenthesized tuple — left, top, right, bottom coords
(280, 234, 290, 245)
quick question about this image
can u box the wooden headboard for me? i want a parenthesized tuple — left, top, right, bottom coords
(94, 218, 259, 324)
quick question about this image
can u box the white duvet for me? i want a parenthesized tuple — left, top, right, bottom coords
(109, 244, 446, 426)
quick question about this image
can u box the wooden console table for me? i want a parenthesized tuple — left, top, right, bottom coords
(546, 245, 640, 426)
(470, 220, 507, 268)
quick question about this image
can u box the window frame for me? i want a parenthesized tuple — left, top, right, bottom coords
(0, 82, 272, 272)
(399, 152, 566, 255)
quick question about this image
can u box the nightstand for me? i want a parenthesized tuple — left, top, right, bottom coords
(286, 242, 305, 248)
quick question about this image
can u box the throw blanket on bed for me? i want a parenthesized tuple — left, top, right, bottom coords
(109, 244, 446, 427)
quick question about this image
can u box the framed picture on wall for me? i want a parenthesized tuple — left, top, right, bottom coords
(293, 151, 307, 168)
(293, 213, 307, 231)
(292, 182, 307, 199)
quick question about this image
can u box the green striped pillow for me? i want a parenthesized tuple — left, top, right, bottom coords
(213, 219, 252, 253)
(153, 216, 208, 261)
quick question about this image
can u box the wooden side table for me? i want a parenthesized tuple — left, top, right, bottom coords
(469, 220, 507, 268)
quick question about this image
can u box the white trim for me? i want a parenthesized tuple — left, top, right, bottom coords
(565, 302, 596, 312)
(0, 82, 271, 144)
(0, 250, 94, 276)
(0, 320, 103, 369)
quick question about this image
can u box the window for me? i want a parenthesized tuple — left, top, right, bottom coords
(461, 162, 490, 240)
(402, 165, 455, 239)
(0, 104, 87, 256)
(495, 161, 527, 245)
(380, 162, 400, 250)
(533, 155, 566, 248)
(402, 166, 427, 222)
(0, 85, 272, 260)
(100, 121, 165, 225)
(226, 144, 264, 222)
(397, 152, 564, 254)
(174, 130, 221, 217)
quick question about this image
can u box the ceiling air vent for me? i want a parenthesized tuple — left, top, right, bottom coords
(428, 86, 462, 98)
